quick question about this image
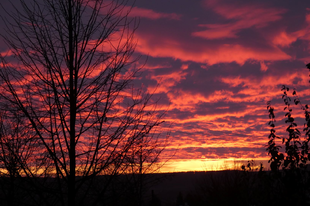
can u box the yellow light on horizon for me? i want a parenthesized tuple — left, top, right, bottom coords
(159, 158, 270, 173)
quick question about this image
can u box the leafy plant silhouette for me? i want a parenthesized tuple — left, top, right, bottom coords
(266, 63, 310, 205)
(267, 63, 310, 171)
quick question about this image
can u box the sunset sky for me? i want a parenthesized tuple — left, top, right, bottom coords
(1, 0, 310, 173)
(127, 0, 310, 172)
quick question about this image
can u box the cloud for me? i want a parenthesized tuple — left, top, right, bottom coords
(193, 1, 286, 40)
(128, 6, 181, 20)
(272, 30, 309, 47)
(4, 0, 310, 170)
(130, 0, 310, 66)
(260, 61, 268, 71)
(148, 69, 188, 93)
(135, 33, 291, 65)
(0, 49, 14, 57)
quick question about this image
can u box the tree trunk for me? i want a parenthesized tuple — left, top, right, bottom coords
(68, 1, 76, 206)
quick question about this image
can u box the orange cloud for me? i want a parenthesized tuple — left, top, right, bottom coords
(220, 72, 309, 92)
(148, 69, 188, 94)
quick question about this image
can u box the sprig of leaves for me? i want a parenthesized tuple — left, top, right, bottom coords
(266, 101, 283, 172)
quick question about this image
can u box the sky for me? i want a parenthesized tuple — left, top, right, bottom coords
(1, 0, 310, 173)
(126, 0, 310, 172)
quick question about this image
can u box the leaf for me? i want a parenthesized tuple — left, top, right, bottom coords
(268, 133, 275, 139)
(281, 85, 286, 91)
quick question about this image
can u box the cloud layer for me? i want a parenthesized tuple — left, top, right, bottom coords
(1, 0, 310, 172)
(130, 0, 310, 171)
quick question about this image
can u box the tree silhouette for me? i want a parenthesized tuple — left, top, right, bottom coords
(0, 0, 166, 206)
(266, 64, 310, 171)
(0, 111, 26, 206)
(265, 63, 310, 205)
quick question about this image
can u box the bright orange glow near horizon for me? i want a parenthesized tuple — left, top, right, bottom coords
(1, 0, 310, 173)
(159, 158, 271, 173)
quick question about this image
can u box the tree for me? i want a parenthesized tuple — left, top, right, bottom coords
(0, 0, 165, 206)
(0, 111, 26, 206)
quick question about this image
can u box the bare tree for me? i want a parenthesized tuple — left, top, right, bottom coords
(124, 130, 166, 206)
(0, 111, 25, 206)
(0, 0, 165, 206)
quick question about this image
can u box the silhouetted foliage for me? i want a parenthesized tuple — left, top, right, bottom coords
(265, 63, 310, 205)
(267, 67, 310, 170)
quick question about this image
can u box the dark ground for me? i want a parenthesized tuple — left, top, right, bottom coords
(1, 169, 310, 206)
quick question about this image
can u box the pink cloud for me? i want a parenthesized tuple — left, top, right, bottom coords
(192, 23, 238, 39)
(220, 72, 309, 89)
(193, 1, 286, 39)
(206, 1, 285, 21)
(260, 61, 268, 72)
(128, 6, 181, 20)
(93, 1, 181, 20)
(147, 69, 188, 94)
(0, 49, 14, 57)
(272, 30, 308, 47)
(135, 33, 291, 65)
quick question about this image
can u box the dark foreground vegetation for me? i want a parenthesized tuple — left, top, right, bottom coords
(150, 167, 310, 206)
(0, 165, 310, 206)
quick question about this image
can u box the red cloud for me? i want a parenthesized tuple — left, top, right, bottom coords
(272, 29, 310, 47)
(135, 34, 291, 65)
(147, 68, 188, 94)
(260, 61, 268, 71)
